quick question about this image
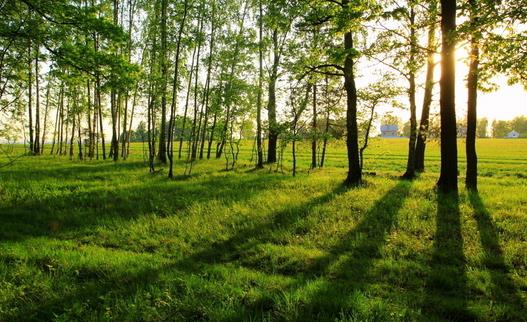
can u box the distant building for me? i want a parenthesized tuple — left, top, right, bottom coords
(380, 124, 399, 138)
(507, 130, 520, 138)
(457, 125, 467, 138)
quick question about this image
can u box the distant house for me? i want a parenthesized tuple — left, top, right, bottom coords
(457, 125, 467, 138)
(507, 130, 520, 138)
(380, 124, 399, 138)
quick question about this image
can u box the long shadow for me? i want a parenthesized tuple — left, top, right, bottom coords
(423, 192, 472, 321)
(0, 169, 291, 242)
(2, 179, 419, 321)
(177, 183, 349, 269)
(469, 192, 526, 320)
(2, 178, 348, 321)
(289, 180, 413, 320)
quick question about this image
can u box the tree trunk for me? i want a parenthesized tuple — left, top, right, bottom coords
(157, 0, 168, 163)
(50, 83, 62, 155)
(267, 29, 280, 163)
(167, 0, 189, 178)
(403, 6, 417, 179)
(27, 40, 34, 154)
(34, 45, 40, 154)
(40, 79, 51, 154)
(189, 5, 205, 161)
(466, 0, 479, 191)
(311, 83, 317, 169)
(437, 0, 458, 193)
(178, 44, 197, 159)
(343, 27, 361, 186)
(256, 0, 264, 169)
(415, 7, 437, 172)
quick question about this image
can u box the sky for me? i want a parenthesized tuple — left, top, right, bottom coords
(372, 47, 527, 123)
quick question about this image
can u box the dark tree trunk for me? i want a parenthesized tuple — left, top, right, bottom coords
(178, 44, 197, 159)
(96, 76, 106, 159)
(34, 45, 40, 155)
(415, 0, 438, 172)
(343, 27, 361, 186)
(198, 9, 215, 160)
(40, 80, 50, 154)
(77, 114, 83, 160)
(267, 29, 280, 163)
(189, 5, 205, 161)
(207, 110, 218, 159)
(167, 0, 189, 178)
(256, 0, 264, 169)
(311, 83, 317, 169)
(466, 0, 479, 191)
(50, 83, 62, 155)
(437, 0, 458, 193)
(403, 6, 417, 179)
(157, 0, 168, 163)
(28, 40, 34, 154)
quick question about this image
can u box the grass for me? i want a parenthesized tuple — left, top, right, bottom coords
(0, 138, 526, 321)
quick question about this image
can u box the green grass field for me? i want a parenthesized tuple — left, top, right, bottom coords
(0, 139, 526, 321)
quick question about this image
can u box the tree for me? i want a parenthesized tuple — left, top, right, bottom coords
(415, 0, 438, 173)
(437, 0, 458, 193)
(302, 0, 378, 186)
(476, 118, 488, 138)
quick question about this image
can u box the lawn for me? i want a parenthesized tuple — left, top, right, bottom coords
(0, 139, 526, 321)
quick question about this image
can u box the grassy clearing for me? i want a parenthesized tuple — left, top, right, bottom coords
(0, 139, 526, 321)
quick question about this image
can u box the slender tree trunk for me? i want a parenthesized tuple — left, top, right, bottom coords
(198, 2, 216, 160)
(96, 76, 106, 159)
(34, 45, 40, 154)
(27, 40, 34, 154)
(415, 6, 437, 172)
(40, 79, 51, 154)
(86, 80, 93, 158)
(167, 0, 189, 178)
(403, 6, 418, 179)
(127, 84, 138, 156)
(311, 83, 317, 169)
(207, 109, 218, 159)
(157, 0, 168, 163)
(359, 104, 376, 171)
(343, 25, 361, 186)
(256, 0, 264, 168)
(320, 109, 330, 168)
(77, 113, 83, 160)
(189, 4, 205, 161)
(267, 29, 280, 163)
(178, 44, 197, 159)
(320, 77, 330, 168)
(69, 99, 76, 160)
(58, 89, 65, 155)
(466, 0, 479, 191)
(50, 83, 62, 155)
(437, 0, 458, 193)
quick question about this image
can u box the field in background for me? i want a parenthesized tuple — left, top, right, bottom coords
(0, 139, 526, 321)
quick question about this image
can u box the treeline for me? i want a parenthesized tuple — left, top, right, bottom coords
(1, 0, 526, 192)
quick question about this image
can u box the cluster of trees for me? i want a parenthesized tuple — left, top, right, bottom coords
(492, 116, 527, 138)
(1, 0, 526, 192)
(389, 116, 527, 139)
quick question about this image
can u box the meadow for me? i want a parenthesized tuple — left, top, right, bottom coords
(0, 138, 526, 321)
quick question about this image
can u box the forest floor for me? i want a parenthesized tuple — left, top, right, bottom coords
(0, 139, 526, 321)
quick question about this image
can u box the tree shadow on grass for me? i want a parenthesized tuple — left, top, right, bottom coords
(2, 178, 424, 321)
(0, 169, 291, 242)
(2, 177, 349, 321)
(469, 192, 526, 320)
(423, 192, 472, 321)
(178, 182, 350, 269)
(288, 180, 413, 320)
